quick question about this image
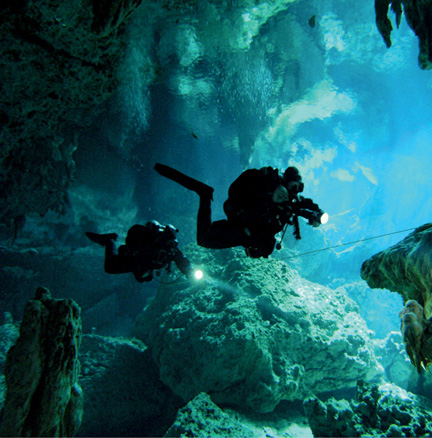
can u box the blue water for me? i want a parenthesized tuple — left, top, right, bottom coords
(65, 1, 432, 335)
(2, 1, 432, 435)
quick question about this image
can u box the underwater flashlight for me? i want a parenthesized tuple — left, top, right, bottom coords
(320, 212, 329, 225)
(194, 269, 204, 280)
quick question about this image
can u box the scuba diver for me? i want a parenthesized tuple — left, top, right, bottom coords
(85, 221, 193, 282)
(154, 163, 327, 258)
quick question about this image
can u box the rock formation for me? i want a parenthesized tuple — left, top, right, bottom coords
(164, 392, 254, 438)
(361, 223, 432, 317)
(361, 224, 432, 374)
(304, 380, 432, 437)
(0, 0, 143, 225)
(375, 0, 432, 69)
(0, 287, 83, 437)
(134, 246, 381, 414)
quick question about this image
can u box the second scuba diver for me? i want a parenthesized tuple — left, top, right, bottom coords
(86, 220, 193, 282)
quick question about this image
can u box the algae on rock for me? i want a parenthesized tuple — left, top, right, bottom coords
(134, 246, 381, 413)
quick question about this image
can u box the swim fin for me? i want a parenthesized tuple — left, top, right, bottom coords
(154, 163, 214, 200)
(85, 232, 118, 246)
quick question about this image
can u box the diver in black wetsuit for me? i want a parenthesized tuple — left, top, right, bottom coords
(154, 163, 326, 258)
(85, 221, 193, 282)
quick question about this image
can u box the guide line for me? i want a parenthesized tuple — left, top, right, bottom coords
(279, 227, 417, 260)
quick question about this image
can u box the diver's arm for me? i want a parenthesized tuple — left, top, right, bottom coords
(172, 248, 193, 278)
(133, 271, 153, 283)
(296, 196, 324, 227)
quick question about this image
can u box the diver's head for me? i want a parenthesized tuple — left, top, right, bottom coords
(164, 224, 178, 240)
(160, 224, 179, 248)
(283, 166, 304, 195)
(147, 220, 162, 231)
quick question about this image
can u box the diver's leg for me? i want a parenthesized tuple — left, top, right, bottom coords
(85, 232, 118, 245)
(104, 248, 133, 274)
(197, 195, 246, 249)
(154, 163, 214, 199)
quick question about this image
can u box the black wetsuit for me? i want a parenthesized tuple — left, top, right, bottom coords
(154, 163, 316, 258)
(197, 167, 290, 258)
(103, 224, 192, 282)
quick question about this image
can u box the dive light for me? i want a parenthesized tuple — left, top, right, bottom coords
(194, 269, 204, 280)
(320, 212, 329, 225)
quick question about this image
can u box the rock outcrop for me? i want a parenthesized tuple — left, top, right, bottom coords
(134, 247, 381, 414)
(361, 223, 432, 317)
(375, 0, 432, 69)
(0, 287, 83, 437)
(164, 393, 254, 438)
(0, 0, 143, 224)
(304, 380, 432, 437)
(78, 334, 183, 437)
(361, 224, 432, 375)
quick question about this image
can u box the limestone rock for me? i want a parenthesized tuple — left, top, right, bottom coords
(304, 380, 432, 437)
(0, 0, 143, 224)
(335, 280, 403, 339)
(374, 331, 432, 397)
(361, 223, 432, 317)
(374, 331, 413, 389)
(375, 0, 432, 70)
(134, 247, 381, 414)
(0, 287, 83, 437)
(78, 334, 183, 437)
(164, 392, 254, 438)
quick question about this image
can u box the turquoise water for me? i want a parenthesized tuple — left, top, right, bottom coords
(1, 1, 432, 436)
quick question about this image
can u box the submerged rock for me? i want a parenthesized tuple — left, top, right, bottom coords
(374, 331, 414, 389)
(375, 0, 432, 69)
(361, 223, 432, 317)
(77, 334, 183, 437)
(362, 224, 432, 375)
(164, 392, 254, 438)
(304, 380, 432, 437)
(134, 247, 381, 414)
(0, 287, 83, 437)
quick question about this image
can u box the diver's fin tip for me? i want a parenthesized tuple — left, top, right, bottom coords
(153, 163, 214, 199)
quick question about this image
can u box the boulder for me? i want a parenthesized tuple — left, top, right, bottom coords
(164, 392, 254, 438)
(0, 287, 83, 437)
(134, 247, 381, 414)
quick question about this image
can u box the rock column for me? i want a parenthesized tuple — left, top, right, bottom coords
(0, 287, 83, 437)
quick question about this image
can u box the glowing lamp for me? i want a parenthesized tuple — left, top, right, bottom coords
(320, 213, 329, 225)
(194, 269, 204, 280)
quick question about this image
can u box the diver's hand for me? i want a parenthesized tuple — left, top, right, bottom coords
(308, 214, 321, 228)
(186, 266, 194, 279)
(272, 185, 289, 203)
